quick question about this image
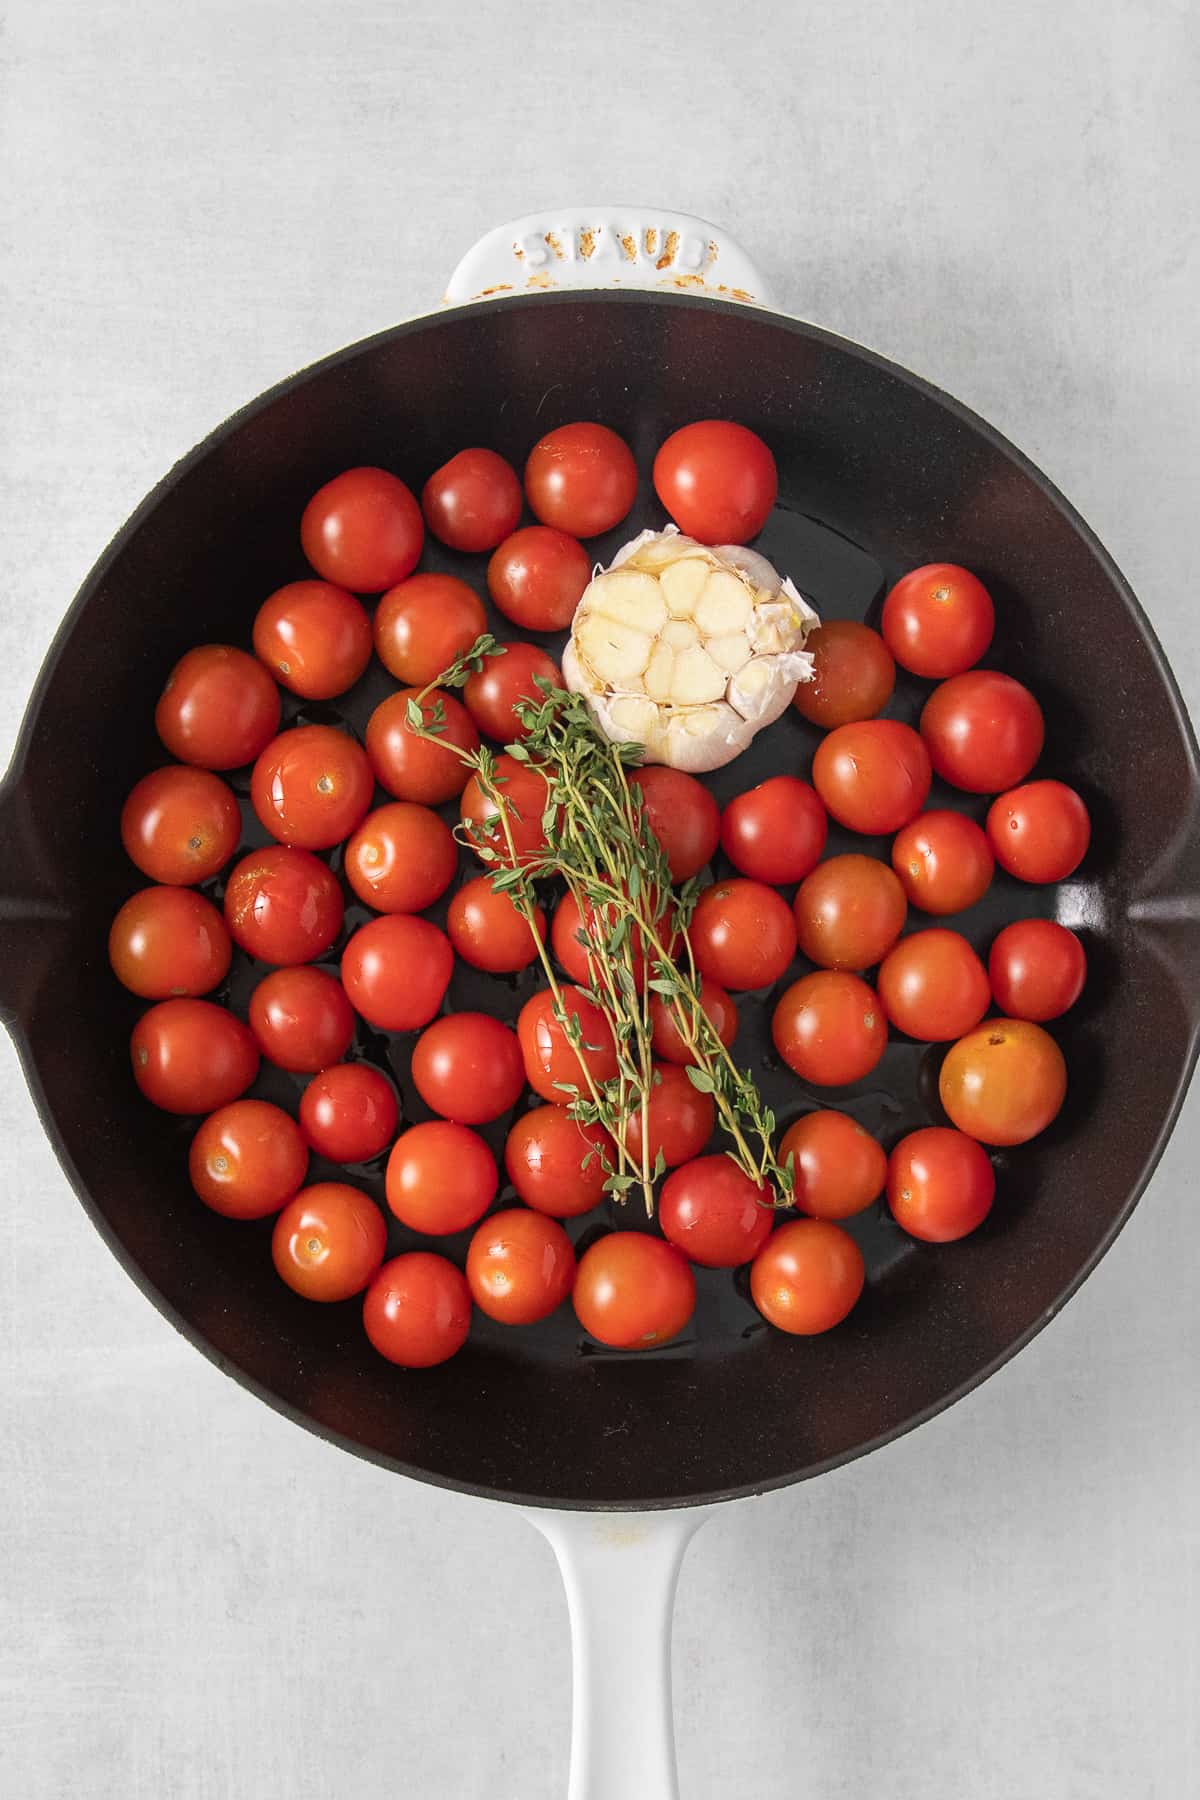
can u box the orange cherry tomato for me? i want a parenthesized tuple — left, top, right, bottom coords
(120, 765, 241, 886)
(252, 580, 372, 699)
(109, 886, 231, 998)
(300, 466, 423, 592)
(573, 1233, 696, 1348)
(771, 971, 887, 1087)
(877, 928, 991, 1042)
(366, 688, 478, 806)
(886, 1127, 995, 1242)
(373, 573, 488, 686)
(939, 1018, 1067, 1145)
(188, 1099, 308, 1219)
(779, 1110, 887, 1220)
(272, 1182, 387, 1300)
(155, 644, 280, 771)
(467, 1209, 576, 1324)
(363, 1253, 473, 1367)
(344, 802, 458, 914)
(131, 998, 259, 1114)
(750, 1219, 864, 1335)
(793, 854, 907, 971)
(792, 620, 895, 729)
(891, 810, 995, 916)
(385, 1121, 498, 1234)
(504, 1107, 611, 1218)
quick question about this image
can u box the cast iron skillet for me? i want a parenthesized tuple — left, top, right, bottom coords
(3, 285, 1199, 1513)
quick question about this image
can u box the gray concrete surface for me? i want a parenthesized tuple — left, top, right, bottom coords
(2, 2, 1198, 1795)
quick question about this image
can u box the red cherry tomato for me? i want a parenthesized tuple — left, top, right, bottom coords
(109, 886, 231, 998)
(779, 1109, 886, 1221)
(188, 1099, 308, 1219)
(252, 581, 372, 699)
(690, 880, 797, 991)
(987, 781, 1091, 883)
(344, 802, 458, 914)
(881, 564, 994, 679)
(223, 846, 343, 965)
(411, 1012, 526, 1124)
(446, 875, 546, 973)
(812, 719, 931, 835)
(658, 1156, 774, 1267)
(920, 671, 1044, 794)
(363, 1253, 472, 1367)
(886, 1127, 995, 1242)
(463, 643, 562, 742)
(250, 724, 374, 850)
(467, 1209, 576, 1324)
(792, 620, 895, 729)
(488, 526, 592, 632)
(750, 1219, 865, 1335)
(300, 466, 423, 592)
(248, 965, 355, 1072)
(771, 971, 887, 1087)
(460, 753, 555, 866)
(877, 929, 991, 1042)
(891, 810, 995, 916)
(988, 919, 1086, 1021)
(624, 1062, 715, 1170)
(385, 1121, 498, 1233)
(366, 688, 478, 806)
(719, 776, 828, 885)
(422, 447, 523, 553)
(793, 854, 907, 971)
(121, 765, 241, 886)
(340, 915, 453, 1032)
(155, 645, 280, 771)
(272, 1182, 387, 1301)
(629, 767, 721, 883)
(504, 1107, 611, 1218)
(939, 1018, 1067, 1145)
(573, 1233, 696, 1348)
(551, 891, 650, 993)
(649, 978, 739, 1065)
(373, 574, 488, 686)
(653, 421, 777, 544)
(518, 987, 618, 1104)
(524, 422, 638, 538)
(299, 1063, 399, 1164)
(131, 998, 259, 1114)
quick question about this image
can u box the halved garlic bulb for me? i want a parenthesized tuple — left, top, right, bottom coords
(561, 527, 819, 772)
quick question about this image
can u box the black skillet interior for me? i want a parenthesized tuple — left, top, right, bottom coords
(2, 293, 1198, 1509)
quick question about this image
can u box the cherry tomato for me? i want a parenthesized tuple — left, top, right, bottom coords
(422, 447, 523, 553)
(886, 1127, 995, 1242)
(121, 765, 241, 886)
(131, 998, 259, 1114)
(881, 563, 994, 679)
(155, 645, 280, 771)
(779, 1110, 887, 1220)
(300, 466, 423, 591)
(988, 919, 1086, 1021)
(446, 875, 546, 973)
(344, 802, 458, 914)
(719, 776, 827, 885)
(340, 915, 453, 1031)
(223, 846, 343, 965)
(299, 1063, 399, 1164)
(188, 1099, 308, 1219)
(649, 978, 739, 1065)
(524, 422, 638, 538)
(986, 781, 1091, 883)
(691, 879, 797, 991)
(463, 643, 562, 742)
(771, 971, 887, 1087)
(272, 1182, 387, 1301)
(366, 688, 478, 806)
(460, 753, 555, 866)
(252, 580, 372, 699)
(385, 1121, 498, 1233)
(653, 421, 777, 544)
(877, 929, 991, 1042)
(504, 1107, 611, 1218)
(518, 987, 618, 1104)
(551, 891, 649, 993)
(750, 1219, 865, 1335)
(248, 965, 355, 1072)
(573, 1233, 696, 1348)
(467, 1209, 576, 1324)
(920, 671, 1044, 793)
(629, 767, 721, 883)
(891, 810, 995, 916)
(411, 1012, 526, 1124)
(109, 886, 231, 998)
(251, 724, 374, 850)
(363, 1253, 472, 1367)
(658, 1156, 774, 1267)
(939, 1017, 1067, 1145)
(373, 573, 488, 686)
(792, 620, 895, 729)
(812, 719, 931, 835)
(793, 854, 907, 971)
(624, 1063, 715, 1170)
(487, 526, 592, 631)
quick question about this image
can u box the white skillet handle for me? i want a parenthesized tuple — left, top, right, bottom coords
(525, 1505, 714, 1800)
(444, 209, 776, 307)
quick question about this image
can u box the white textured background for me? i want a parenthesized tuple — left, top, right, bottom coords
(3, 3, 1199, 1796)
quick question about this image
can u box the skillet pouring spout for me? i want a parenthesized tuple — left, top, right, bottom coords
(0, 772, 75, 1033)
